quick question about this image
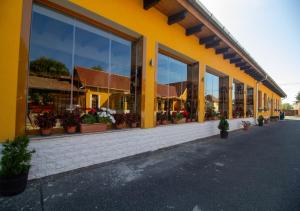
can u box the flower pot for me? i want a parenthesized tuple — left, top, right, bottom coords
(80, 123, 107, 133)
(243, 125, 249, 130)
(161, 120, 168, 125)
(156, 121, 160, 126)
(116, 122, 126, 129)
(40, 128, 52, 136)
(220, 130, 228, 139)
(186, 118, 191, 123)
(176, 118, 186, 124)
(0, 171, 29, 196)
(131, 122, 137, 128)
(66, 126, 76, 134)
(191, 119, 196, 122)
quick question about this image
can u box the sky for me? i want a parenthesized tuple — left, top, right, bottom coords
(199, 0, 300, 104)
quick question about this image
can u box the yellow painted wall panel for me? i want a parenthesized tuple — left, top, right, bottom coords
(0, 1, 23, 141)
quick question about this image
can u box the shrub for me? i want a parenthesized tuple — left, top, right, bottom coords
(0, 136, 35, 177)
(97, 108, 116, 124)
(113, 113, 126, 125)
(258, 115, 264, 125)
(60, 111, 80, 129)
(34, 112, 56, 129)
(218, 117, 229, 131)
(81, 114, 97, 124)
(125, 113, 139, 125)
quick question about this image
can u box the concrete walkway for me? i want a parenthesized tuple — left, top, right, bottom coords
(28, 118, 254, 179)
(1, 118, 300, 210)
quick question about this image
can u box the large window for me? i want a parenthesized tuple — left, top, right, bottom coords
(156, 53, 198, 124)
(232, 80, 244, 118)
(246, 86, 254, 117)
(26, 4, 141, 133)
(205, 71, 229, 120)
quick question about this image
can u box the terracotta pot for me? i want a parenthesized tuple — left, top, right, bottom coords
(116, 122, 126, 129)
(176, 118, 186, 124)
(131, 122, 137, 128)
(186, 118, 191, 123)
(80, 123, 107, 133)
(156, 121, 160, 126)
(161, 120, 168, 125)
(40, 128, 52, 136)
(66, 126, 76, 134)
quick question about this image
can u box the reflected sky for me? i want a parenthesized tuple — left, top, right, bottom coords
(30, 8, 131, 77)
(157, 53, 187, 84)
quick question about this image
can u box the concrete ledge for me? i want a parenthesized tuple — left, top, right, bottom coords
(22, 118, 254, 179)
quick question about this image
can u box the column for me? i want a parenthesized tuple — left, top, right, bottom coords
(198, 63, 205, 122)
(0, 0, 32, 141)
(140, 36, 156, 128)
(228, 76, 233, 119)
(244, 84, 247, 117)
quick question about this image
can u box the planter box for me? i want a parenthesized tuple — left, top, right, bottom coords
(80, 123, 107, 133)
(175, 118, 186, 124)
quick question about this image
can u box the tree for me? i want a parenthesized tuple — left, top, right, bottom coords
(30, 57, 69, 78)
(296, 91, 300, 101)
(281, 103, 293, 110)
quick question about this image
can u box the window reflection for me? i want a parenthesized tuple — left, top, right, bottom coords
(156, 53, 198, 125)
(246, 86, 254, 117)
(205, 72, 229, 120)
(26, 4, 140, 134)
(232, 80, 244, 118)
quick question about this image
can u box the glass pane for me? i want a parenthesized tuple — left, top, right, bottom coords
(156, 53, 196, 125)
(27, 8, 74, 132)
(110, 40, 133, 114)
(205, 72, 220, 120)
(156, 54, 171, 122)
(74, 25, 110, 112)
(246, 86, 254, 117)
(232, 80, 244, 118)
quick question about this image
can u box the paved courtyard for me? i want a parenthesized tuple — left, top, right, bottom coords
(1, 118, 300, 211)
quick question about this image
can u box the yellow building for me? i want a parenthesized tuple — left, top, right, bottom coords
(0, 0, 286, 141)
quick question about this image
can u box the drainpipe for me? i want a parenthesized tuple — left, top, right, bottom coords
(256, 75, 268, 124)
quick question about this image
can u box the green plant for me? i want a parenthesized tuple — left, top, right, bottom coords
(34, 112, 56, 129)
(258, 115, 264, 125)
(81, 114, 97, 124)
(296, 91, 300, 101)
(60, 112, 80, 129)
(0, 136, 35, 177)
(125, 113, 138, 125)
(30, 57, 69, 78)
(218, 117, 229, 131)
(113, 113, 126, 125)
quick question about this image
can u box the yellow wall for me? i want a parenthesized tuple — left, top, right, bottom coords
(0, 0, 283, 141)
(0, 1, 24, 141)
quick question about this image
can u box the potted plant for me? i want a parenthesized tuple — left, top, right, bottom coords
(264, 118, 269, 124)
(60, 111, 80, 134)
(161, 113, 168, 125)
(0, 136, 35, 196)
(258, 115, 264, 126)
(114, 113, 126, 129)
(125, 113, 139, 128)
(218, 117, 229, 139)
(156, 112, 161, 125)
(34, 112, 56, 136)
(172, 112, 185, 124)
(242, 121, 251, 130)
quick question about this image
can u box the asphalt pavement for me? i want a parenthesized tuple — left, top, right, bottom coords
(1, 118, 300, 211)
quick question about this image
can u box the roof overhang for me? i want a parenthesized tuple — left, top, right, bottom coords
(143, 0, 286, 97)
